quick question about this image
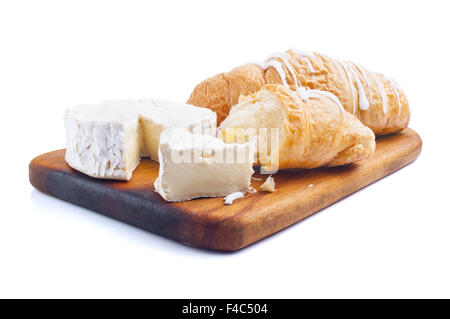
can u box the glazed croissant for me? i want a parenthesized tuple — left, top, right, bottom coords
(219, 84, 376, 171)
(188, 49, 410, 135)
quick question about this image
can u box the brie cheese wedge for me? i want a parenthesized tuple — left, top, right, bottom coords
(154, 128, 254, 202)
(65, 99, 216, 180)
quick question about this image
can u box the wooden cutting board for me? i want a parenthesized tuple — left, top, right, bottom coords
(29, 128, 422, 251)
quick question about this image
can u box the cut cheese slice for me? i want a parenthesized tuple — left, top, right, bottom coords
(154, 128, 254, 202)
(64, 99, 216, 180)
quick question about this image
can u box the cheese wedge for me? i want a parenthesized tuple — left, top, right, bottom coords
(154, 128, 254, 202)
(64, 99, 216, 180)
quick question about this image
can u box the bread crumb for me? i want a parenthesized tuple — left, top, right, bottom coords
(251, 177, 262, 181)
(260, 175, 276, 192)
(308, 184, 313, 188)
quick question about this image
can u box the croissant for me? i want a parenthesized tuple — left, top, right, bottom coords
(219, 84, 375, 171)
(188, 49, 410, 135)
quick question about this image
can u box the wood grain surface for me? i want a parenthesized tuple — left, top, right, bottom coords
(29, 128, 422, 251)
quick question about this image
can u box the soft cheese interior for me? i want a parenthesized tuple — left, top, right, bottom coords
(65, 99, 216, 180)
(154, 128, 254, 202)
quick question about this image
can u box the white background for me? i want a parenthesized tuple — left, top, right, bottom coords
(1, 0, 449, 298)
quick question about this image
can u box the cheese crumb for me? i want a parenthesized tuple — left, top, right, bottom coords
(248, 186, 257, 194)
(224, 191, 244, 205)
(260, 175, 276, 192)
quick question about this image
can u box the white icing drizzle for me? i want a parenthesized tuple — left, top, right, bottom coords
(300, 57, 315, 73)
(266, 53, 300, 90)
(289, 48, 315, 59)
(336, 60, 357, 114)
(255, 49, 347, 115)
(329, 57, 350, 92)
(296, 87, 309, 101)
(347, 63, 370, 111)
(224, 191, 244, 205)
(289, 48, 316, 73)
(387, 77, 403, 115)
(371, 72, 388, 113)
(261, 52, 309, 101)
(254, 60, 288, 86)
(257, 49, 402, 117)
(387, 76, 403, 91)
(307, 89, 346, 113)
(353, 63, 373, 103)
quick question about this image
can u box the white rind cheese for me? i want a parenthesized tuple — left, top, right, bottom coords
(154, 128, 254, 202)
(224, 191, 245, 205)
(65, 99, 216, 180)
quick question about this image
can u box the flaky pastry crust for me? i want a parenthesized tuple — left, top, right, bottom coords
(188, 50, 410, 135)
(219, 85, 375, 170)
